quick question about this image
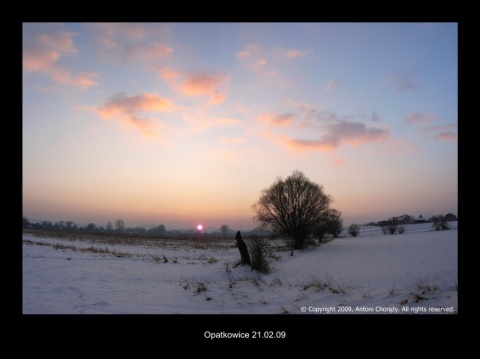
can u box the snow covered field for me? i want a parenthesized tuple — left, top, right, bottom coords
(22, 222, 458, 315)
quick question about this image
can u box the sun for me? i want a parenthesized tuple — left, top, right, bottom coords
(197, 224, 203, 231)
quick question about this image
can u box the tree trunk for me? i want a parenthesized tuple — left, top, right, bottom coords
(293, 235, 305, 250)
(235, 231, 251, 265)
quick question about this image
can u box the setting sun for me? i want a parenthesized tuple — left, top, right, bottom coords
(22, 23, 457, 229)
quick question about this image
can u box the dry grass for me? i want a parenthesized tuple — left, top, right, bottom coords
(302, 273, 353, 294)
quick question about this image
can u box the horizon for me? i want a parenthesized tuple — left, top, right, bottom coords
(23, 210, 457, 232)
(23, 23, 458, 231)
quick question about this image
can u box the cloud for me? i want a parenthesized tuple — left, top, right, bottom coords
(235, 44, 311, 83)
(251, 59, 268, 72)
(328, 121, 389, 146)
(258, 105, 390, 153)
(112, 43, 173, 63)
(23, 48, 61, 72)
(422, 123, 457, 142)
(155, 66, 230, 104)
(234, 44, 278, 78)
(386, 138, 421, 154)
(279, 135, 339, 153)
(235, 44, 262, 60)
(36, 31, 78, 54)
(89, 23, 173, 63)
(90, 23, 148, 48)
(284, 48, 313, 58)
(138, 43, 173, 60)
(279, 123, 396, 153)
(434, 132, 457, 141)
(325, 79, 339, 93)
(387, 70, 418, 92)
(258, 112, 295, 127)
(92, 92, 176, 135)
(405, 112, 436, 125)
(23, 30, 98, 90)
(67, 73, 99, 89)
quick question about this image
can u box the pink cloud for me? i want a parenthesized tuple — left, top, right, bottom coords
(155, 66, 229, 105)
(71, 73, 100, 90)
(23, 31, 98, 90)
(90, 23, 147, 48)
(387, 138, 421, 154)
(325, 79, 339, 93)
(405, 112, 436, 125)
(235, 44, 262, 60)
(236, 44, 311, 80)
(114, 43, 173, 63)
(279, 135, 338, 153)
(23, 49, 60, 72)
(284, 48, 313, 58)
(250, 59, 268, 71)
(258, 112, 294, 127)
(235, 44, 279, 78)
(156, 66, 180, 83)
(258, 106, 390, 153)
(422, 123, 457, 134)
(36, 31, 77, 54)
(278, 124, 389, 152)
(434, 132, 457, 142)
(93, 92, 176, 135)
(98, 92, 176, 116)
(139, 43, 173, 60)
(89, 23, 172, 63)
(420, 122, 457, 142)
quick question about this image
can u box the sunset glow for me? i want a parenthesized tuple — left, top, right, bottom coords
(22, 23, 458, 230)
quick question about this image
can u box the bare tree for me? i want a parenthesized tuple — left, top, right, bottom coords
(149, 224, 166, 235)
(220, 224, 229, 236)
(252, 170, 332, 252)
(313, 208, 343, 242)
(115, 219, 125, 233)
(348, 223, 360, 237)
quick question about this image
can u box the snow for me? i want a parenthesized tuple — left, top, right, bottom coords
(22, 222, 457, 316)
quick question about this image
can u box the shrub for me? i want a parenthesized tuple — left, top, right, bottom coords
(248, 238, 271, 274)
(387, 223, 398, 234)
(348, 224, 360, 237)
(431, 215, 451, 231)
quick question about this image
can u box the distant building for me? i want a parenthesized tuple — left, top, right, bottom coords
(444, 213, 457, 221)
(392, 214, 415, 224)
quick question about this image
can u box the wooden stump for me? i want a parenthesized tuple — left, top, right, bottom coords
(235, 231, 251, 265)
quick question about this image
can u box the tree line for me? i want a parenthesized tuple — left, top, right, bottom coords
(21, 217, 262, 238)
(23, 170, 455, 246)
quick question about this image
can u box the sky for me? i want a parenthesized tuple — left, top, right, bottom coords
(22, 22, 458, 230)
(22, 221, 458, 316)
